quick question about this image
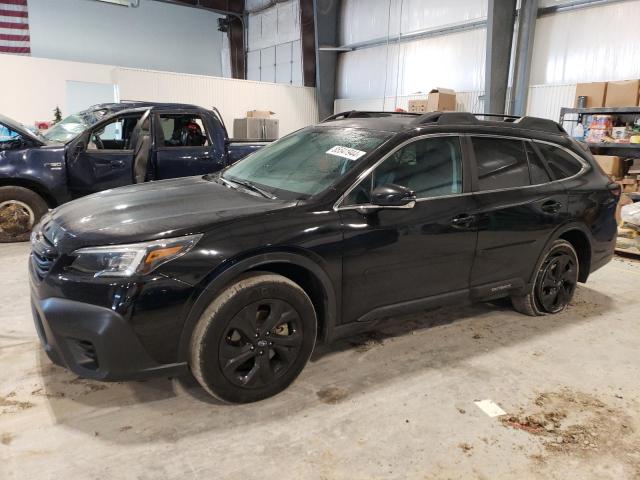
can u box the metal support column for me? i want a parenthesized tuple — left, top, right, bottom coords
(511, 0, 539, 116)
(484, 0, 516, 114)
(312, 0, 340, 121)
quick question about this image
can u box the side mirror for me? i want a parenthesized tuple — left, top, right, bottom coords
(370, 183, 416, 208)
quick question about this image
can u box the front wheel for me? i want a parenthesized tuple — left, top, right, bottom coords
(512, 239, 579, 316)
(0, 186, 49, 243)
(190, 272, 317, 403)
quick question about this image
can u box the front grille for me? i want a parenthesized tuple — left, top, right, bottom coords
(30, 230, 59, 281)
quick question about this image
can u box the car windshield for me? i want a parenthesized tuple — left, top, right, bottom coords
(42, 109, 108, 143)
(222, 127, 392, 198)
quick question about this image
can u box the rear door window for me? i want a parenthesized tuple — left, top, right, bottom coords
(525, 142, 551, 184)
(535, 143, 583, 180)
(158, 114, 210, 147)
(472, 137, 530, 191)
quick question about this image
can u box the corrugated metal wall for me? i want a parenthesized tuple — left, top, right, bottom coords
(335, 0, 640, 121)
(334, 91, 483, 115)
(114, 67, 318, 136)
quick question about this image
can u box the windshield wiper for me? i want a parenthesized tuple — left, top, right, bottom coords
(221, 176, 276, 200)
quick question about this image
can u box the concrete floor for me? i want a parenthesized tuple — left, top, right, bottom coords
(1, 242, 639, 480)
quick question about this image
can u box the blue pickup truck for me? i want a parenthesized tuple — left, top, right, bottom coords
(0, 102, 268, 241)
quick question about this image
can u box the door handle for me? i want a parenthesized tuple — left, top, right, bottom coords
(450, 213, 476, 229)
(541, 200, 562, 214)
(109, 160, 125, 168)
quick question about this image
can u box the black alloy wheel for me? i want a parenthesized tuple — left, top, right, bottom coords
(535, 250, 578, 313)
(220, 299, 303, 388)
(190, 272, 317, 403)
(511, 239, 579, 316)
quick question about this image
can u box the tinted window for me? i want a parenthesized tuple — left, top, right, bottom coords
(535, 143, 583, 180)
(158, 114, 210, 147)
(473, 138, 529, 191)
(344, 136, 463, 204)
(526, 142, 551, 184)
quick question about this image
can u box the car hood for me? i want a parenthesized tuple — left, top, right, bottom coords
(42, 176, 295, 251)
(0, 113, 46, 146)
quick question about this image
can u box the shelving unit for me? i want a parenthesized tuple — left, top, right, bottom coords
(559, 106, 640, 159)
(560, 107, 640, 258)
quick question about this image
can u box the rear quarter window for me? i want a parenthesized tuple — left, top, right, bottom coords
(535, 143, 583, 180)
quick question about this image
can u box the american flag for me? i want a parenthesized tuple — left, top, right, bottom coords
(0, 0, 30, 56)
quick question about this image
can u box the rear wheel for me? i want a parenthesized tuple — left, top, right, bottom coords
(190, 272, 317, 403)
(511, 239, 579, 316)
(0, 186, 49, 243)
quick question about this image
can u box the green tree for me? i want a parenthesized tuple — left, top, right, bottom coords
(53, 106, 63, 124)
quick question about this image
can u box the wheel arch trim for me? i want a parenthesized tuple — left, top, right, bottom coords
(532, 222, 593, 284)
(177, 250, 338, 362)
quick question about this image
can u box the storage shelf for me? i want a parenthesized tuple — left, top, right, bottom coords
(586, 143, 640, 149)
(560, 106, 640, 115)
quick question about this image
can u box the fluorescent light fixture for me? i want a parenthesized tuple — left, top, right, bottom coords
(93, 0, 131, 6)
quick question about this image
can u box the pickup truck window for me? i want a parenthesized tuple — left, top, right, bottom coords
(158, 114, 210, 147)
(87, 114, 143, 151)
(223, 127, 392, 197)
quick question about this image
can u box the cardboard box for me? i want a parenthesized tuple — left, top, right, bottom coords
(594, 155, 623, 178)
(575, 82, 607, 108)
(246, 110, 275, 119)
(427, 88, 456, 111)
(605, 80, 640, 107)
(407, 99, 429, 113)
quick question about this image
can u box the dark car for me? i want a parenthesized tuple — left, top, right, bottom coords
(0, 103, 266, 242)
(29, 111, 619, 403)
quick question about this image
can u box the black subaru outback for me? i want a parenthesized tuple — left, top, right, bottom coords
(30, 111, 619, 403)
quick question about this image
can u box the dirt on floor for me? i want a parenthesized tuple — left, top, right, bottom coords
(502, 389, 640, 477)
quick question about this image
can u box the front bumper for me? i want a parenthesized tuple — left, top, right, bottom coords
(31, 295, 188, 381)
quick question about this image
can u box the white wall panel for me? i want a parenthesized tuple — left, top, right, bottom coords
(114, 68, 318, 136)
(531, 1, 640, 85)
(339, 0, 487, 45)
(526, 83, 576, 121)
(0, 54, 116, 126)
(336, 28, 486, 99)
(0, 54, 318, 136)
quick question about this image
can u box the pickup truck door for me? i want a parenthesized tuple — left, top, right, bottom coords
(66, 110, 148, 196)
(152, 111, 225, 180)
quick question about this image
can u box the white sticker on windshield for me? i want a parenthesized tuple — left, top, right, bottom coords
(326, 145, 367, 161)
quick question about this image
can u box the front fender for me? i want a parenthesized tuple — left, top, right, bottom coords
(176, 248, 338, 362)
(0, 145, 69, 204)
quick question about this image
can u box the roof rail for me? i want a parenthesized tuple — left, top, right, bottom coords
(322, 110, 420, 122)
(412, 111, 566, 134)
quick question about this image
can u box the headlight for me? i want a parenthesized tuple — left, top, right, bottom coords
(70, 234, 202, 277)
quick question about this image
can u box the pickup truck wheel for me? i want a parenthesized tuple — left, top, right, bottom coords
(0, 187, 48, 243)
(511, 240, 579, 316)
(190, 272, 317, 403)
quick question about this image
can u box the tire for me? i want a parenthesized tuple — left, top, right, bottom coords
(511, 239, 579, 316)
(190, 272, 317, 403)
(0, 186, 49, 243)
